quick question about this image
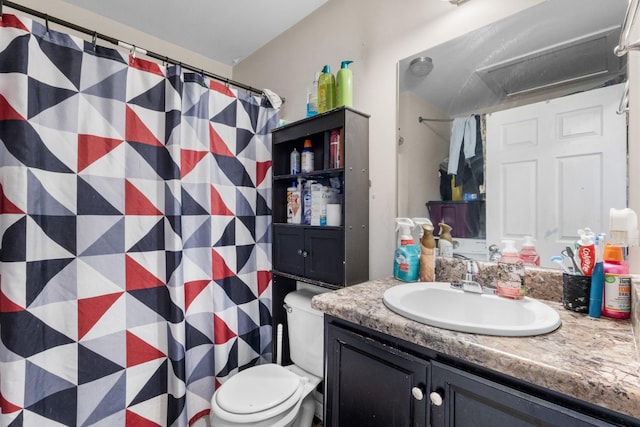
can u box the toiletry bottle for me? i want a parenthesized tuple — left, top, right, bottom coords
(588, 233, 606, 318)
(602, 243, 631, 319)
(302, 180, 312, 225)
(306, 72, 319, 117)
(438, 223, 454, 258)
(290, 147, 300, 175)
(518, 235, 540, 266)
(301, 139, 314, 173)
(496, 239, 524, 299)
(317, 65, 335, 113)
(419, 223, 436, 282)
(330, 129, 340, 169)
(393, 218, 419, 282)
(336, 60, 353, 108)
(287, 181, 301, 224)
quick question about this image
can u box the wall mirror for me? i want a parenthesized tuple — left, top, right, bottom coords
(397, 0, 628, 268)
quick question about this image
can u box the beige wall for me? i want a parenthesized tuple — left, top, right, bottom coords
(7, 0, 232, 78)
(235, 0, 544, 279)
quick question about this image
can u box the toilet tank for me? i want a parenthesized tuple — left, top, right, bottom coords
(284, 289, 325, 378)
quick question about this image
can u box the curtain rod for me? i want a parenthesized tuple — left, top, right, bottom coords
(419, 116, 453, 123)
(2, 0, 265, 97)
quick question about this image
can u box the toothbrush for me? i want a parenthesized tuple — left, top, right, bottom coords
(550, 256, 573, 275)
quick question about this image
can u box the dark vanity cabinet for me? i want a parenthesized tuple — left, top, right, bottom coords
(325, 316, 638, 427)
(270, 107, 369, 362)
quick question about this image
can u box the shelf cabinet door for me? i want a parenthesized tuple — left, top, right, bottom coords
(304, 228, 344, 284)
(430, 361, 619, 427)
(325, 323, 429, 427)
(272, 225, 305, 277)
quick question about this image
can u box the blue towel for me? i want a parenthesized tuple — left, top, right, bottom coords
(447, 115, 477, 175)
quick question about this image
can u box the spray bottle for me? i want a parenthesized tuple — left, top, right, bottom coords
(336, 60, 353, 108)
(393, 218, 419, 282)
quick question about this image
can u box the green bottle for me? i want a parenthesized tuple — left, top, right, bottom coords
(317, 65, 335, 113)
(336, 60, 353, 108)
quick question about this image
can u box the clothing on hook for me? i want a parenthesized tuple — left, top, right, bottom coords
(447, 115, 476, 175)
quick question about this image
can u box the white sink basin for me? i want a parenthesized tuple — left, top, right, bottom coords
(383, 282, 561, 337)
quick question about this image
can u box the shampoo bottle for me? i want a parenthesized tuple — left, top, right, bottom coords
(602, 243, 631, 319)
(301, 139, 314, 173)
(290, 148, 300, 175)
(438, 223, 454, 258)
(336, 60, 353, 108)
(419, 223, 436, 282)
(317, 65, 336, 113)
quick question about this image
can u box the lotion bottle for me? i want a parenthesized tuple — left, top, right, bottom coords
(419, 223, 436, 282)
(336, 60, 353, 108)
(602, 243, 631, 319)
(438, 223, 454, 258)
(317, 65, 335, 113)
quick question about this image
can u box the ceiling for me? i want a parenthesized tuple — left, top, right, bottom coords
(60, 0, 329, 66)
(398, 0, 628, 117)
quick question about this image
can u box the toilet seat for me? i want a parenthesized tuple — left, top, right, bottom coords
(212, 364, 306, 424)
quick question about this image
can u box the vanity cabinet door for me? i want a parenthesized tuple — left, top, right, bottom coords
(325, 323, 430, 427)
(430, 361, 620, 427)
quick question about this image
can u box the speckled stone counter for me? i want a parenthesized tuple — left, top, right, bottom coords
(311, 276, 640, 420)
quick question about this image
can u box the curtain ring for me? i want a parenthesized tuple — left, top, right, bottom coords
(92, 31, 98, 50)
(45, 14, 49, 32)
(131, 45, 136, 59)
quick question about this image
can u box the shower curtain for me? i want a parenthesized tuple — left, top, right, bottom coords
(0, 14, 277, 426)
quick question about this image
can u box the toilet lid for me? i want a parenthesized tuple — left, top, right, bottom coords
(216, 364, 301, 415)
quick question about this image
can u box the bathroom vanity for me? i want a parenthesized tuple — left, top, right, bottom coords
(312, 278, 640, 426)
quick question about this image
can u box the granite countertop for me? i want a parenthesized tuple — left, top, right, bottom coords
(311, 277, 640, 419)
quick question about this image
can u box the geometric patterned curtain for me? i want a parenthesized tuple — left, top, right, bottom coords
(0, 14, 276, 426)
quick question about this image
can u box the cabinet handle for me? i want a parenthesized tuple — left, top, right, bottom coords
(411, 386, 424, 401)
(429, 391, 443, 406)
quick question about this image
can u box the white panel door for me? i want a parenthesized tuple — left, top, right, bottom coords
(486, 84, 626, 267)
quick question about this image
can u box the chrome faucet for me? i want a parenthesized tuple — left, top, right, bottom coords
(451, 260, 494, 294)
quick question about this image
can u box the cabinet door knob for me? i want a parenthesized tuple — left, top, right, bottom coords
(302, 250, 308, 257)
(411, 386, 424, 401)
(429, 391, 443, 406)
(297, 249, 303, 255)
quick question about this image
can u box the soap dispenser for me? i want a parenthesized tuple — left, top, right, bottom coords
(336, 60, 353, 108)
(438, 223, 454, 258)
(419, 223, 436, 282)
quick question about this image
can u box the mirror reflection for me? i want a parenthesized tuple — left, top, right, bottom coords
(397, 0, 628, 268)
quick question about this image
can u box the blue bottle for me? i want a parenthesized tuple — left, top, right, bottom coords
(393, 222, 419, 282)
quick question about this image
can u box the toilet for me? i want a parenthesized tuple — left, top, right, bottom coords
(210, 289, 324, 427)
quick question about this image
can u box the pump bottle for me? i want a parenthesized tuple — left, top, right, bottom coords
(419, 223, 436, 282)
(317, 65, 336, 113)
(518, 235, 540, 266)
(336, 60, 353, 108)
(438, 223, 454, 258)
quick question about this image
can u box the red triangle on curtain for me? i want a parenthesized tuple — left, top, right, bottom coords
(0, 392, 22, 413)
(211, 249, 236, 280)
(184, 280, 210, 311)
(209, 80, 236, 98)
(257, 270, 272, 296)
(0, 185, 24, 214)
(209, 124, 234, 157)
(210, 185, 234, 216)
(213, 314, 237, 344)
(0, 94, 25, 120)
(125, 180, 163, 216)
(0, 14, 29, 31)
(78, 292, 124, 340)
(125, 106, 163, 147)
(126, 331, 166, 367)
(255, 160, 272, 187)
(126, 255, 165, 291)
(77, 134, 124, 172)
(128, 57, 165, 78)
(125, 410, 162, 427)
(0, 289, 24, 313)
(180, 149, 208, 179)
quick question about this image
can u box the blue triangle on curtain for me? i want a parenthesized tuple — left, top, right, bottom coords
(25, 386, 77, 427)
(28, 171, 75, 216)
(214, 219, 235, 247)
(80, 218, 125, 256)
(128, 142, 180, 181)
(183, 217, 211, 249)
(0, 34, 29, 74)
(212, 154, 254, 187)
(34, 33, 83, 90)
(237, 306, 259, 336)
(77, 177, 122, 215)
(239, 97, 259, 132)
(216, 276, 255, 305)
(0, 216, 26, 262)
(128, 80, 166, 112)
(84, 42, 128, 65)
(167, 66, 183, 92)
(215, 340, 238, 377)
(128, 287, 185, 324)
(180, 188, 208, 215)
(169, 354, 186, 384)
(28, 77, 78, 119)
(164, 183, 181, 216)
(185, 322, 213, 350)
(165, 250, 182, 285)
(259, 300, 272, 327)
(255, 192, 272, 216)
(24, 360, 76, 407)
(78, 345, 125, 385)
(240, 328, 262, 354)
(165, 215, 181, 235)
(1, 120, 73, 172)
(235, 244, 254, 273)
(168, 393, 186, 427)
(237, 216, 256, 240)
(129, 359, 168, 406)
(235, 189, 255, 217)
(165, 109, 182, 145)
(186, 345, 214, 385)
(30, 215, 77, 255)
(7, 411, 23, 427)
(79, 371, 126, 426)
(184, 91, 210, 119)
(211, 99, 237, 126)
(26, 258, 75, 307)
(0, 311, 74, 357)
(127, 218, 165, 253)
(235, 128, 254, 155)
(81, 68, 128, 102)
